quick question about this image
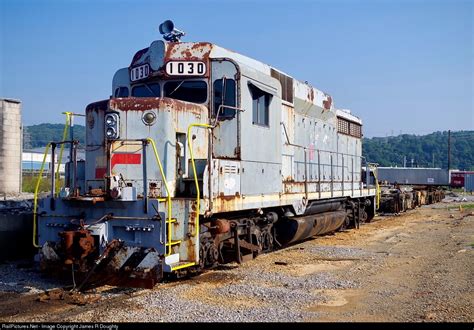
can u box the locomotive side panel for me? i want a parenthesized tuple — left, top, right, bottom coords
(239, 69, 282, 196)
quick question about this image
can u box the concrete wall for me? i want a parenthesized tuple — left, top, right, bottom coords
(0, 99, 22, 195)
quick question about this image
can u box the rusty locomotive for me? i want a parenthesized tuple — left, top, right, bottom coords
(36, 21, 378, 288)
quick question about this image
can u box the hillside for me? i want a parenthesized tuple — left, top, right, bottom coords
(23, 125, 474, 170)
(363, 131, 474, 171)
(23, 124, 85, 149)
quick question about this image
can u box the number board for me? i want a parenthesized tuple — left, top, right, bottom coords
(165, 61, 206, 76)
(130, 64, 150, 82)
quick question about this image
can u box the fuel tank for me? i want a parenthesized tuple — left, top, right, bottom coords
(276, 210, 347, 245)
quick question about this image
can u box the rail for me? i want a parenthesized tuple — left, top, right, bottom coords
(280, 122, 374, 199)
(32, 143, 52, 248)
(55, 112, 71, 196)
(55, 112, 85, 196)
(146, 138, 173, 256)
(187, 123, 213, 241)
(368, 163, 381, 209)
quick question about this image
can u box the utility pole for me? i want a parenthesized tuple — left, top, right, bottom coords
(447, 130, 451, 170)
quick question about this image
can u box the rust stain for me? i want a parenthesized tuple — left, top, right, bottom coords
(109, 97, 206, 116)
(215, 195, 239, 212)
(323, 94, 332, 110)
(164, 42, 213, 62)
(185, 202, 197, 262)
(58, 229, 95, 265)
(214, 219, 230, 234)
(307, 88, 315, 103)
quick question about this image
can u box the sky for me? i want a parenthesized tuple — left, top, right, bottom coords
(1, 0, 473, 137)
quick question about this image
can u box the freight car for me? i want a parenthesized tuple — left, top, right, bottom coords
(35, 21, 377, 288)
(367, 167, 447, 213)
(377, 185, 445, 214)
(450, 171, 474, 188)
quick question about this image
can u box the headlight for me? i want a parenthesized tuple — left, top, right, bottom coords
(142, 112, 156, 126)
(104, 113, 119, 139)
(106, 127, 117, 138)
(105, 115, 116, 126)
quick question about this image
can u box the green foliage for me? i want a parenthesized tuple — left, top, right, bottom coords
(24, 123, 85, 149)
(447, 203, 474, 210)
(23, 124, 474, 171)
(363, 131, 474, 170)
(22, 173, 64, 193)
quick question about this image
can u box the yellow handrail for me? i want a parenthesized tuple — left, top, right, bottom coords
(187, 123, 212, 244)
(146, 138, 173, 256)
(33, 143, 52, 248)
(55, 112, 71, 195)
(369, 164, 381, 210)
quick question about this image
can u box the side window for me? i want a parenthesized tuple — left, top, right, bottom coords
(114, 87, 129, 98)
(213, 78, 236, 119)
(131, 83, 161, 97)
(250, 85, 271, 127)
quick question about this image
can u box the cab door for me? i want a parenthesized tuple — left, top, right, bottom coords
(211, 59, 240, 159)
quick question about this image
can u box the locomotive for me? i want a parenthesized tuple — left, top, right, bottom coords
(35, 21, 377, 288)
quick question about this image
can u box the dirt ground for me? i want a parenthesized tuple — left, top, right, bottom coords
(307, 203, 473, 322)
(0, 201, 473, 322)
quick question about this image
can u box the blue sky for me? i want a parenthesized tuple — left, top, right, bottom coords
(1, 0, 472, 137)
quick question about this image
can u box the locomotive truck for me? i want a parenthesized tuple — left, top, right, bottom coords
(35, 21, 377, 288)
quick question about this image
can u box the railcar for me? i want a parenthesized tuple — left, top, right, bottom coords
(36, 21, 376, 288)
(377, 185, 445, 214)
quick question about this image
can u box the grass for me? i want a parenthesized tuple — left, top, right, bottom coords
(22, 173, 64, 193)
(447, 203, 474, 210)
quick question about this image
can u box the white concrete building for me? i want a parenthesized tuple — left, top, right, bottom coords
(0, 98, 22, 195)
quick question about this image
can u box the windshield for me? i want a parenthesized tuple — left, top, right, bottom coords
(163, 80, 207, 103)
(131, 83, 161, 97)
(130, 80, 208, 103)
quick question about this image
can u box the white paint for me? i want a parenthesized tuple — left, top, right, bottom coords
(224, 177, 236, 190)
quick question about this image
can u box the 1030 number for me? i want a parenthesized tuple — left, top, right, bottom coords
(165, 61, 206, 76)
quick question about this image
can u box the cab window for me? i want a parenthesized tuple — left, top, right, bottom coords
(164, 80, 207, 103)
(114, 87, 129, 97)
(213, 79, 236, 119)
(131, 83, 161, 97)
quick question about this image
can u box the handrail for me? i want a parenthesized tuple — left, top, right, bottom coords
(146, 138, 173, 256)
(281, 121, 378, 203)
(55, 112, 71, 195)
(281, 121, 364, 158)
(187, 123, 212, 244)
(368, 163, 381, 210)
(33, 143, 52, 248)
(214, 104, 246, 125)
